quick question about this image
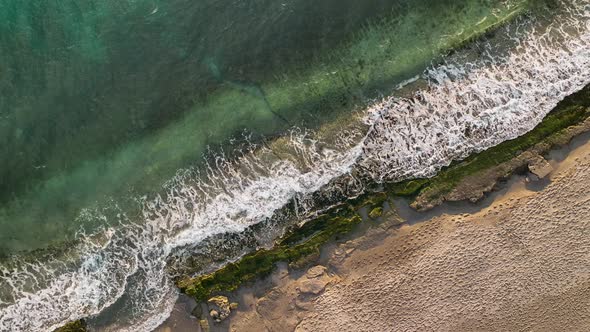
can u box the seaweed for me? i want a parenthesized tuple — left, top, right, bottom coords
(178, 213, 363, 301)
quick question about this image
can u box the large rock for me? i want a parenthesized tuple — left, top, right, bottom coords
(306, 265, 327, 279)
(298, 279, 329, 295)
(528, 156, 553, 178)
(207, 295, 234, 322)
(296, 265, 332, 295)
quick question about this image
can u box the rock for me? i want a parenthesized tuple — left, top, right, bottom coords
(330, 248, 348, 265)
(298, 278, 329, 295)
(209, 309, 219, 319)
(54, 320, 87, 332)
(257, 289, 288, 321)
(208, 295, 230, 308)
(369, 207, 383, 219)
(199, 319, 210, 332)
(295, 297, 314, 311)
(191, 303, 203, 319)
(207, 295, 239, 322)
(528, 156, 553, 178)
(289, 250, 320, 270)
(207, 295, 232, 322)
(306, 265, 327, 279)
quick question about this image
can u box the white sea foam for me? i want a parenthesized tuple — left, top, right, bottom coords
(0, 1, 589, 331)
(360, 2, 590, 181)
(0, 130, 363, 331)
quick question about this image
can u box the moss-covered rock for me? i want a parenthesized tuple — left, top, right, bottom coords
(411, 85, 590, 210)
(369, 207, 384, 219)
(177, 213, 362, 301)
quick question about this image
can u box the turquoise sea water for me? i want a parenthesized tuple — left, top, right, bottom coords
(0, 0, 525, 253)
(1, 0, 589, 331)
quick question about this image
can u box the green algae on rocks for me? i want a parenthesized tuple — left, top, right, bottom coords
(369, 207, 384, 219)
(177, 212, 363, 301)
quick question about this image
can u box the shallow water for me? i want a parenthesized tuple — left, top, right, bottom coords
(0, 0, 524, 253)
(1, 0, 589, 331)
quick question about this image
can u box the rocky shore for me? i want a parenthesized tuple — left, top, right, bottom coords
(175, 85, 590, 304)
(231, 131, 590, 332)
(148, 87, 590, 331)
(55, 84, 590, 332)
(156, 116, 590, 332)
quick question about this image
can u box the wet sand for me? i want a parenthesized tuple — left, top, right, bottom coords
(157, 133, 590, 332)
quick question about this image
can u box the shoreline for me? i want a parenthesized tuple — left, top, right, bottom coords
(5, 1, 588, 331)
(153, 94, 590, 331)
(175, 85, 590, 303)
(158, 117, 590, 332)
(1, 0, 529, 256)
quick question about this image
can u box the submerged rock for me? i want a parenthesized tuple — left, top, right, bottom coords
(369, 207, 384, 219)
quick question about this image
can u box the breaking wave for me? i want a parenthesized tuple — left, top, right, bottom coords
(1, 1, 589, 331)
(360, 1, 590, 180)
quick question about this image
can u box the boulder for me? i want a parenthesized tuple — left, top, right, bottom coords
(369, 207, 383, 219)
(306, 265, 327, 279)
(207, 295, 234, 322)
(528, 156, 553, 178)
(298, 278, 329, 295)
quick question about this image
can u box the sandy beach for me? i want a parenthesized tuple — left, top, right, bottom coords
(157, 131, 590, 332)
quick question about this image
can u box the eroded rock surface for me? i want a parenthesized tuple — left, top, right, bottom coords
(412, 117, 590, 211)
(528, 155, 553, 178)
